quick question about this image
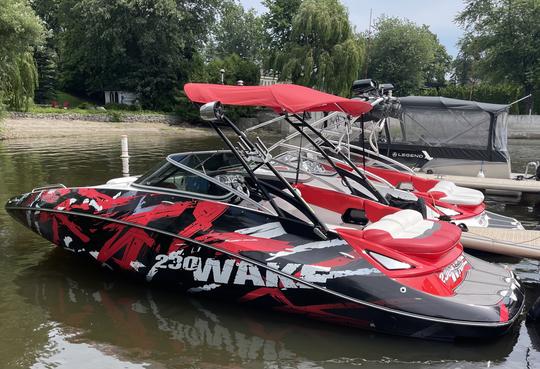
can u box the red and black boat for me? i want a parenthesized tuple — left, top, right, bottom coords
(5, 83, 525, 340)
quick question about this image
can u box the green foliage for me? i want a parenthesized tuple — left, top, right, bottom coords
(0, 0, 44, 111)
(205, 54, 260, 85)
(108, 111, 123, 122)
(57, 0, 219, 111)
(34, 43, 58, 103)
(367, 17, 451, 95)
(451, 34, 482, 85)
(420, 83, 528, 114)
(262, 0, 302, 68)
(273, 0, 362, 96)
(210, 1, 265, 63)
(77, 102, 93, 110)
(176, 94, 204, 124)
(176, 95, 256, 125)
(457, 0, 540, 111)
(29, 105, 165, 115)
(54, 91, 86, 108)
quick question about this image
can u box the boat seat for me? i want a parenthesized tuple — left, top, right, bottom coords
(427, 180, 484, 206)
(363, 209, 460, 258)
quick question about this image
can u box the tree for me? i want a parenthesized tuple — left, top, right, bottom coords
(451, 34, 482, 86)
(210, 0, 265, 63)
(273, 0, 362, 96)
(262, 0, 302, 68)
(457, 0, 540, 112)
(206, 54, 260, 85)
(31, 0, 61, 103)
(366, 17, 451, 95)
(58, 0, 219, 111)
(34, 40, 58, 103)
(0, 0, 43, 111)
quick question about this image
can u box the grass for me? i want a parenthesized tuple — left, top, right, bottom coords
(10, 90, 171, 116)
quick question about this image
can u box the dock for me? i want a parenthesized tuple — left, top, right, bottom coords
(461, 227, 540, 260)
(417, 173, 540, 193)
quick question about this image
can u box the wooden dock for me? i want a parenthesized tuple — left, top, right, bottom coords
(417, 173, 540, 194)
(461, 227, 540, 259)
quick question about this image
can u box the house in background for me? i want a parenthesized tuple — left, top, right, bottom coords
(104, 90, 138, 105)
(259, 69, 279, 86)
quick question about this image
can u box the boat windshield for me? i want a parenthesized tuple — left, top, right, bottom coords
(135, 151, 247, 199)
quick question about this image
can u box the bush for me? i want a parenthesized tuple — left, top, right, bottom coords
(78, 102, 94, 110)
(55, 91, 86, 108)
(420, 84, 533, 114)
(175, 95, 204, 124)
(175, 93, 257, 125)
(108, 111, 123, 122)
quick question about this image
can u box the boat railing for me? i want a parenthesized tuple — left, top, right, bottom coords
(31, 184, 67, 193)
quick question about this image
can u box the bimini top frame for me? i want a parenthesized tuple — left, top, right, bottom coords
(185, 83, 389, 202)
(184, 83, 389, 239)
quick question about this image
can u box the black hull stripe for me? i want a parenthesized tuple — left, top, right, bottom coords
(6, 205, 524, 328)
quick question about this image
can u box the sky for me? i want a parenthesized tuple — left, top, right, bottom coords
(238, 0, 466, 57)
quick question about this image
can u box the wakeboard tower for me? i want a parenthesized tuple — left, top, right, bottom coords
(5, 83, 525, 340)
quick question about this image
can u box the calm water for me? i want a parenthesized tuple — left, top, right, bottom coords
(1, 134, 540, 369)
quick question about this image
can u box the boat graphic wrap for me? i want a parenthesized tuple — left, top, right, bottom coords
(5, 187, 525, 339)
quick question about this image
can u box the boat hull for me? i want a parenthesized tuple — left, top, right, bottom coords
(5, 187, 525, 340)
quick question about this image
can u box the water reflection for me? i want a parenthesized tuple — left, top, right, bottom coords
(17, 250, 523, 369)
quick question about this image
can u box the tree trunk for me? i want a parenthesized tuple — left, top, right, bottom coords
(524, 84, 534, 114)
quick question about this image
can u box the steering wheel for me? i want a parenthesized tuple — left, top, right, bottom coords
(216, 174, 250, 204)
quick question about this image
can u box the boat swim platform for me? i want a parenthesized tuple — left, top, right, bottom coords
(461, 227, 540, 260)
(417, 173, 540, 194)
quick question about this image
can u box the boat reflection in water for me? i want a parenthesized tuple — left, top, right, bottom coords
(18, 250, 525, 369)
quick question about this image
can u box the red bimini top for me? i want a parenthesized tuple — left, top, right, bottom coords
(184, 83, 372, 116)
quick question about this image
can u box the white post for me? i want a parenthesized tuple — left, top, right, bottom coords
(121, 135, 130, 177)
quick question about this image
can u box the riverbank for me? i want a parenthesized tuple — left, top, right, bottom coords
(0, 116, 213, 140)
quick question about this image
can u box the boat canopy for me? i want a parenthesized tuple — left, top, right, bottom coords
(399, 96, 509, 114)
(386, 96, 510, 162)
(184, 83, 372, 116)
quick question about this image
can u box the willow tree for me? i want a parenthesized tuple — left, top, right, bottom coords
(0, 0, 43, 111)
(273, 0, 362, 96)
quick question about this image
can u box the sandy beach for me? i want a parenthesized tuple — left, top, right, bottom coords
(0, 117, 213, 140)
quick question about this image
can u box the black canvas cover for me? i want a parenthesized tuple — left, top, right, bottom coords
(399, 96, 509, 115)
(381, 96, 510, 162)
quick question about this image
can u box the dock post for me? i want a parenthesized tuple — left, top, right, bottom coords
(121, 135, 130, 177)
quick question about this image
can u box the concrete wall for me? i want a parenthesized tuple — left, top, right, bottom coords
(508, 115, 540, 139)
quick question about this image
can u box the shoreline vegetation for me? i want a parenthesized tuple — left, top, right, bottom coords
(0, 115, 213, 140)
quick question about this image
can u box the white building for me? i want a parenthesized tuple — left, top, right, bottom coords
(259, 75, 279, 86)
(104, 91, 138, 105)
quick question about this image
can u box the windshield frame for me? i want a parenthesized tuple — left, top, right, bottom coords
(133, 150, 276, 214)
